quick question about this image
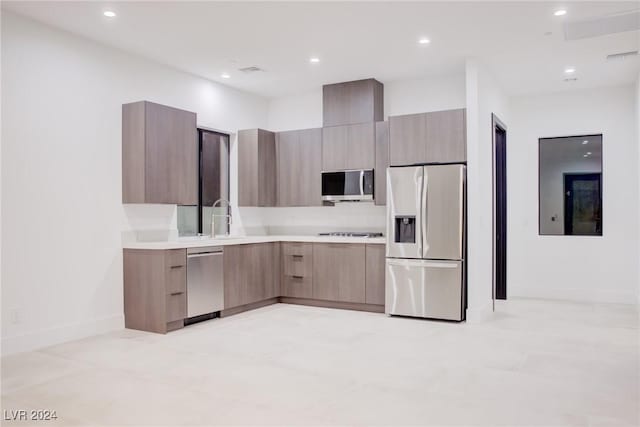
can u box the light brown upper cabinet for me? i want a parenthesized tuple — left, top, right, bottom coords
(425, 108, 467, 163)
(237, 129, 277, 207)
(323, 79, 384, 127)
(122, 101, 198, 205)
(312, 243, 366, 303)
(374, 121, 389, 205)
(276, 128, 322, 207)
(322, 122, 375, 171)
(389, 108, 466, 166)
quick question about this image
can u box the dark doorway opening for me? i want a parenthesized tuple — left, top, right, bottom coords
(564, 173, 602, 236)
(493, 114, 507, 303)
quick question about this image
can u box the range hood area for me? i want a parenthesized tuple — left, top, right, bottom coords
(236, 78, 387, 207)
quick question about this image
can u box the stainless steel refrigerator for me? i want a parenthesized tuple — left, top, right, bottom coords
(385, 164, 466, 321)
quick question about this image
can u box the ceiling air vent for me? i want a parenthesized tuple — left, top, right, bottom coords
(564, 9, 640, 40)
(606, 50, 639, 61)
(238, 66, 265, 73)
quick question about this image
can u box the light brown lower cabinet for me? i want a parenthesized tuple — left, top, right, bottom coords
(124, 242, 385, 334)
(281, 242, 313, 298)
(123, 248, 187, 334)
(365, 244, 386, 305)
(223, 242, 280, 309)
(312, 243, 366, 303)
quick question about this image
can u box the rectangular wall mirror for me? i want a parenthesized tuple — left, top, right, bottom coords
(539, 134, 602, 236)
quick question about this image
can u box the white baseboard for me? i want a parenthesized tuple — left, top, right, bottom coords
(508, 287, 638, 305)
(465, 302, 494, 323)
(1, 314, 124, 356)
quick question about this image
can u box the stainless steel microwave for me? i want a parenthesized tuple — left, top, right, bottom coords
(321, 169, 374, 202)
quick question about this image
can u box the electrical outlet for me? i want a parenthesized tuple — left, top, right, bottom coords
(10, 308, 21, 325)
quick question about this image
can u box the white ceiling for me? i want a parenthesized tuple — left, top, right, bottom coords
(540, 135, 603, 164)
(2, 1, 639, 99)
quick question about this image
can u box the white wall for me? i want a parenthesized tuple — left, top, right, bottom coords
(509, 85, 638, 304)
(1, 12, 269, 355)
(464, 59, 510, 321)
(247, 72, 467, 234)
(384, 73, 466, 118)
(636, 72, 640, 304)
(266, 72, 466, 132)
(267, 90, 323, 132)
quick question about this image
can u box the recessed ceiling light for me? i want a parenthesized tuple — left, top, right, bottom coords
(582, 140, 589, 145)
(309, 57, 320, 63)
(564, 67, 576, 74)
(103, 10, 116, 18)
(583, 154, 588, 157)
(418, 37, 431, 45)
(221, 73, 230, 79)
(586, 152, 592, 155)
(554, 9, 567, 16)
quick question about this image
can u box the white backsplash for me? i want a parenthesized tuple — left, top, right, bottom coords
(234, 203, 386, 236)
(121, 204, 179, 243)
(124, 202, 386, 242)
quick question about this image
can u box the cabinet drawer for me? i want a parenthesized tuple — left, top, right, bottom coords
(282, 242, 313, 257)
(165, 249, 186, 268)
(283, 254, 312, 277)
(166, 292, 186, 323)
(281, 276, 313, 299)
(166, 264, 186, 295)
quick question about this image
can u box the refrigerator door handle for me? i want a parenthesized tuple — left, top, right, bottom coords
(421, 167, 428, 257)
(416, 172, 423, 254)
(386, 258, 459, 268)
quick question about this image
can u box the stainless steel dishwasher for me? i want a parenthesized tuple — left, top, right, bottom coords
(186, 246, 224, 319)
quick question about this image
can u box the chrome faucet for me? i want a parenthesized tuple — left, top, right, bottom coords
(211, 198, 232, 237)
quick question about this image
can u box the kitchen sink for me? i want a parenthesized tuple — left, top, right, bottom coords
(179, 235, 243, 241)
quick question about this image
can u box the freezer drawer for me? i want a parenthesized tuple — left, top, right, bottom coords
(385, 258, 463, 321)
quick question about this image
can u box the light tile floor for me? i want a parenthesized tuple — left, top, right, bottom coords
(1, 298, 638, 426)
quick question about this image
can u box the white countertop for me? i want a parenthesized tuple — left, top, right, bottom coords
(123, 235, 386, 250)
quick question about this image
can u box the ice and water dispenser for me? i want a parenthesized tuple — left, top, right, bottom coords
(394, 216, 416, 243)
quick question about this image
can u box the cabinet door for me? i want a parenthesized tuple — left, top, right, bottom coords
(322, 123, 375, 171)
(323, 82, 350, 127)
(425, 109, 466, 163)
(237, 129, 259, 206)
(277, 129, 322, 206)
(223, 243, 279, 308)
(375, 121, 389, 205)
(144, 102, 198, 205)
(313, 243, 366, 303)
(365, 244, 385, 305)
(389, 113, 428, 166)
(257, 130, 277, 206)
(298, 129, 322, 206)
(346, 122, 375, 170)
(260, 242, 280, 300)
(323, 79, 383, 127)
(238, 129, 277, 207)
(223, 245, 245, 309)
(322, 125, 348, 171)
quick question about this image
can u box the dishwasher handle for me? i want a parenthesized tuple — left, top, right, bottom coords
(187, 251, 222, 259)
